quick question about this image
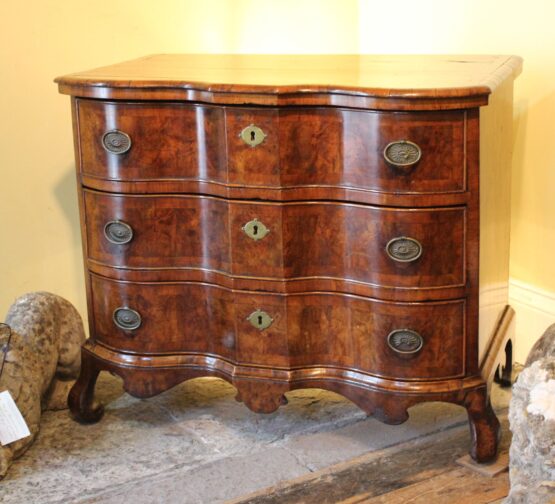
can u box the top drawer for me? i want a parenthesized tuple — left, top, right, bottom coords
(76, 99, 466, 199)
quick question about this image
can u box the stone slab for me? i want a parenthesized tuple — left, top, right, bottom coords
(81, 447, 309, 504)
(456, 451, 509, 477)
(0, 373, 512, 504)
(229, 416, 512, 504)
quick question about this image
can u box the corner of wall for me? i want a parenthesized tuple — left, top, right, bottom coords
(509, 278, 555, 362)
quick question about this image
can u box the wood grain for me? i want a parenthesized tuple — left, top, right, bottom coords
(58, 54, 521, 463)
(84, 190, 467, 297)
(88, 274, 466, 380)
(76, 99, 467, 202)
(56, 54, 522, 109)
(354, 469, 509, 503)
(477, 77, 516, 364)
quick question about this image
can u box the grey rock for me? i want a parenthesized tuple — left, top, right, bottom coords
(506, 358, 555, 503)
(526, 323, 555, 367)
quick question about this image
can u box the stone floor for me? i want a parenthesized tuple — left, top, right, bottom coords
(0, 375, 511, 504)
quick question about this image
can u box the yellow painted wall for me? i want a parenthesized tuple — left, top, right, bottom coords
(1, 1, 554, 348)
(357, 0, 555, 294)
(0, 0, 359, 322)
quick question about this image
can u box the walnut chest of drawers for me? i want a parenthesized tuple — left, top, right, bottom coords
(56, 54, 522, 462)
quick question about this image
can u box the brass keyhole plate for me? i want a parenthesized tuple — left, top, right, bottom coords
(240, 124, 267, 147)
(246, 310, 274, 331)
(242, 218, 270, 241)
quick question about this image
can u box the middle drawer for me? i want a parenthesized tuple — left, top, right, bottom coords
(85, 190, 466, 293)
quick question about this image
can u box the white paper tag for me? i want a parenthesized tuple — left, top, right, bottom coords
(0, 390, 31, 445)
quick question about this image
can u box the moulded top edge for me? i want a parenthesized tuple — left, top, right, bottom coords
(54, 54, 523, 108)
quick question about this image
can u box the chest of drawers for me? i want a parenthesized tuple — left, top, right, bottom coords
(56, 54, 521, 462)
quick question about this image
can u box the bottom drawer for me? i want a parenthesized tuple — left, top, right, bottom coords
(90, 274, 466, 380)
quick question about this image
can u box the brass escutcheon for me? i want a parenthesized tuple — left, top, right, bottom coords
(242, 218, 270, 241)
(246, 310, 274, 331)
(240, 124, 267, 147)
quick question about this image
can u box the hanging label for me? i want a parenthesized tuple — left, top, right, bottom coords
(0, 390, 31, 445)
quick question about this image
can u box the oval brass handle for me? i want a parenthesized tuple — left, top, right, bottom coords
(104, 220, 134, 244)
(383, 140, 421, 169)
(242, 218, 270, 241)
(240, 124, 267, 147)
(386, 236, 422, 263)
(102, 130, 132, 154)
(113, 307, 141, 331)
(246, 310, 274, 330)
(387, 329, 423, 354)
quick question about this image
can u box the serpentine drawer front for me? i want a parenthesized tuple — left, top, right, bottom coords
(76, 99, 466, 201)
(89, 275, 466, 380)
(56, 54, 522, 463)
(84, 190, 466, 293)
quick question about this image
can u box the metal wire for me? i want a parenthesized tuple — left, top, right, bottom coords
(0, 323, 12, 381)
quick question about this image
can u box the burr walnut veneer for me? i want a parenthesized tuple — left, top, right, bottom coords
(56, 55, 522, 462)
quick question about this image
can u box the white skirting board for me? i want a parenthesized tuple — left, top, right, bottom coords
(509, 278, 555, 363)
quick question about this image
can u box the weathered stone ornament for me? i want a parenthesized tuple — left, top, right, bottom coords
(506, 324, 555, 504)
(0, 292, 85, 479)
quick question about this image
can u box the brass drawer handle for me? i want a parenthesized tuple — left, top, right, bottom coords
(104, 220, 134, 244)
(386, 236, 422, 262)
(383, 140, 421, 169)
(242, 218, 270, 241)
(240, 124, 267, 147)
(387, 329, 423, 354)
(113, 307, 142, 331)
(102, 130, 132, 154)
(247, 310, 273, 330)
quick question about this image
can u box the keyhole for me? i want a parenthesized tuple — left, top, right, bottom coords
(250, 130, 256, 142)
(258, 315, 263, 326)
(253, 224, 258, 235)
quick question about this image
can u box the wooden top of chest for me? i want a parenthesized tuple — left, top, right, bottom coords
(55, 54, 522, 110)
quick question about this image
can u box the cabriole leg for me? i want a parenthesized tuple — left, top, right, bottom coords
(68, 348, 104, 423)
(464, 387, 500, 463)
